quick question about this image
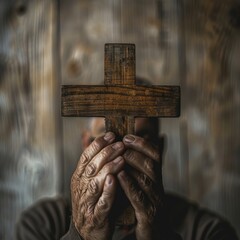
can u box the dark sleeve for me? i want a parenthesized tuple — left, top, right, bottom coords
(60, 221, 83, 240)
(192, 213, 239, 240)
(15, 198, 73, 240)
(164, 194, 239, 240)
(161, 230, 183, 240)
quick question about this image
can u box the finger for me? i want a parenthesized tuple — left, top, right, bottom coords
(123, 134, 160, 162)
(123, 149, 160, 182)
(75, 132, 116, 177)
(93, 175, 117, 225)
(84, 141, 125, 178)
(84, 157, 125, 204)
(117, 171, 146, 214)
(129, 168, 163, 207)
(117, 171, 156, 224)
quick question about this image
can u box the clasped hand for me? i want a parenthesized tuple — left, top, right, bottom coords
(71, 132, 164, 240)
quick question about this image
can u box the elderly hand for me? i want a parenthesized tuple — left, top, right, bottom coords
(118, 134, 164, 240)
(71, 132, 125, 240)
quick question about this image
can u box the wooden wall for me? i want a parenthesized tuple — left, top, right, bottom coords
(0, 0, 240, 239)
(0, 1, 61, 239)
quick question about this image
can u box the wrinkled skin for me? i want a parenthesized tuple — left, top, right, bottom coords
(118, 134, 164, 240)
(71, 118, 164, 240)
(71, 132, 125, 240)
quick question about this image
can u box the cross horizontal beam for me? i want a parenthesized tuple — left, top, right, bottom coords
(61, 85, 180, 117)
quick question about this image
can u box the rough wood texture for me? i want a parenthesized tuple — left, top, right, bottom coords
(61, 85, 180, 117)
(105, 44, 135, 85)
(104, 44, 136, 140)
(0, 1, 60, 239)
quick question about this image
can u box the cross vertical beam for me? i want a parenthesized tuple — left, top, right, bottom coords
(104, 44, 136, 139)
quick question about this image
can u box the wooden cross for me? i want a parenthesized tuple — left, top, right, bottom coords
(62, 43, 180, 138)
(61, 43, 180, 225)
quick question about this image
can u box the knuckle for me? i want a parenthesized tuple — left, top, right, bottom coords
(85, 163, 96, 176)
(80, 151, 89, 164)
(97, 198, 109, 212)
(137, 190, 145, 203)
(123, 149, 135, 161)
(138, 173, 152, 188)
(86, 203, 94, 215)
(92, 137, 104, 151)
(144, 158, 154, 171)
(133, 188, 145, 203)
(146, 204, 157, 223)
(88, 179, 99, 195)
(143, 159, 155, 178)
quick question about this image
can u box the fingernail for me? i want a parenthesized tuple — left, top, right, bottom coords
(113, 156, 123, 164)
(112, 142, 123, 150)
(124, 135, 135, 143)
(106, 175, 112, 185)
(104, 132, 115, 141)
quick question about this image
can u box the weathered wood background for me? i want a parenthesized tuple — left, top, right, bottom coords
(1, 0, 240, 239)
(0, 1, 61, 239)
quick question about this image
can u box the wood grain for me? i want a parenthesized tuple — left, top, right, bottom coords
(0, 1, 60, 239)
(62, 85, 180, 117)
(104, 44, 136, 85)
